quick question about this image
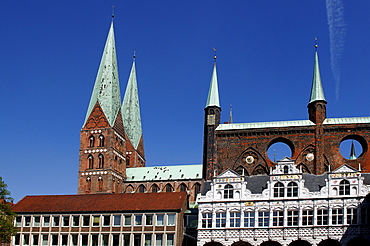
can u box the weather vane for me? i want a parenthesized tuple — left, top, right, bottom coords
(314, 37, 318, 49)
(213, 47, 217, 60)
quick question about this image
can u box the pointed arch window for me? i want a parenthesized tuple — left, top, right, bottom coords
(98, 154, 104, 169)
(165, 184, 173, 192)
(98, 177, 103, 192)
(274, 182, 284, 197)
(287, 182, 298, 197)
(224, 184, 234, 199)
(89, 136, 95, 147)
(86, 177, 91, 193)
(99, 135, 105, 147)
(339, 179, 350, 195)
(193, 183, 201, 198)
(179, 183, 187, 192)
(88, 155, 94, 169)
(151, 184, 159, 193)
(138, 185, 146, 193)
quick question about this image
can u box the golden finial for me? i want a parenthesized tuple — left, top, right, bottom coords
(314, 37, 318, 49)
(212, 47, 217, 60)
(133, 49, 136, 60)
(112, 6, 115, 18)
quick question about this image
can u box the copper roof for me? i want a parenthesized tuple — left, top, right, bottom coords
(13, 192, 187, 213)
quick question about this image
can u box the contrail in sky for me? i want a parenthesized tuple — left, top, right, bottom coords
(326, 0, 346, 101)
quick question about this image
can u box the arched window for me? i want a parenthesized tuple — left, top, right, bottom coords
(98, 154, 104, 168)
(126, 156, 130, 167)
(274, 182, 284, 197)
(86, 177, 91, 192)
(193, 183, 201, 198)
(287, 182, 298, 197)
(151, 184, 159, 193)
(99, 135, 105, 147)
(179, 183, 187, 192)
(88, 155, 94, 169)
(138, 185, 145, 193)
(165, 184, 173, 192)
(98, 177, 103, 192)
(89, 136, 95, 147)
(224, 184, 234, 199)
(339, 180, 350, 195)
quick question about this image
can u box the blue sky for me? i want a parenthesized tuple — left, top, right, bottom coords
(2, 1, 370, 202)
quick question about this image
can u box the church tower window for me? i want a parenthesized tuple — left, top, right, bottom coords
(89, 136, 95, 147)
(98, 177, 103, 192)
(88, 155, 94, 169)
(99, 135, 105, 147)
(98, 154, 104, 168)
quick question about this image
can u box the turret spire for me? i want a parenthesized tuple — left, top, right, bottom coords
(349, 140, 357, 160)
(206, 49, 220, 108)
(122, 54, 143, 149)
(83, 21, 121, 127)
(309, 40, 326, 104)
(228, 104, 233, 124)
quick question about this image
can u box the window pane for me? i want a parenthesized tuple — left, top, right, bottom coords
(156, 214, 164, 226)
(63, 216, 70, 227)
(124, 215, 131, 226)
(114, 215, 121, 226)
(83, 216, 90, 226)
(123, 234, 130, 246)
(93, 216, 100, 226)
(32, 234, 39, 245)
(144, 234, 152, 246)
(112, 235, 120, 246)
(146, 215, 153, 225)
(102, 234, 109, 246)
(42, 235, 48, 246)
(135, 215, 142, 226)
(167, 214, 175, 226)
(61, 235, 68, 246)
(25, 216, 31, 226)
(72, 216, 79, 226)
(91, 235, 98, 246)
(167, 234, 174, 246)
(23, 234, 30, 245)
(34, 216, 41, 227)
(81, 235, 88, 246)
(43, 217, 50, 227)
(155, 234, 163, 246)
(103, 215, 111, 226)
(71, 235, 78, 246)
(53, 216, 60, 227)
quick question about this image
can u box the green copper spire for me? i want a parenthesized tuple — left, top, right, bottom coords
(309, 49, 326, 104)
(122, 58, 143, 149)
(84, 21, 121, 127)
(349, 140, 357, 160)
(206, 60, 220, 108)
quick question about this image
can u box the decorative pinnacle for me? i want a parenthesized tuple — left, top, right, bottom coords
(112, 6, 115, 18)
(133, 49, 136, 59)
(213, 47, 217, 60)
(314, 37, 318, 49)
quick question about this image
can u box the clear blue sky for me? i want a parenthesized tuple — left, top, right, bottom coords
(2, 1, 370, 202)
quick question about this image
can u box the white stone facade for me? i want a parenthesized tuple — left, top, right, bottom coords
(197, 158, 370, 246)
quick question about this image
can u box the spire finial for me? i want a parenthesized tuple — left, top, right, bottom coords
(212, 47, 217, 61)
(133, 49, 136, 60)
(228, 104, 233, 124)
(314, 37, 318, 49)
(112, 6, 115, 18)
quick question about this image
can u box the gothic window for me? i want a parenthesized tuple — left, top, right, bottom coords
(193, 183, 201, 198)
(273, 211, 284, 226)
(347, 208, 357, 224)
(125, 185, 134, 193)
(138, 185, 146, 193)
(339, 179, 350, 195)
(224, 184, 234, 199)
(244, 211, 255, 227)
(230, 212, 241, 227)
(317, 209, 328, 225)
(273, 182, 284, 197)
(215, 212, 226, 228)
(332, 208, 343, 225)
(98, 154, 104, 168)
(98, 177, 103, 192)
(302, 210, 313, 226)
(126, 156, 130, 167)
(89, 136, 95, 147)
(179, 183, 187, 192)
(99, 135, 105, 147)
(287, 182, 298, 197)
(201, 213, 212, 228)
(151, 184, 159, 193)
(287, 210, 298, 226)
(86, 177, 91, 192)
(165, 184, 173, 192)
(88, 155, 94, 169)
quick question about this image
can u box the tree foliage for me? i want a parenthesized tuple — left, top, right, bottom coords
(0, 177, 17, 243)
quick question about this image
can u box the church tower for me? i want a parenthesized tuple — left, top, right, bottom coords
(122, 56, 145, 167)
(78, 21, 126, 194)
(307, 44, 327, 174)
(203, 55, 221, 180)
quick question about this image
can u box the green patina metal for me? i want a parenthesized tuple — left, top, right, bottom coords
(125, 164, 202, 182)
(83, 21, 121, 127)
(309, 51, 326, 104)
(205, 62, 220, 108)
(122, 60, 142, 149)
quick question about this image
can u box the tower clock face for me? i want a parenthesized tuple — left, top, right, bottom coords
(306, 153, 314, 161)
(246, 156, 254, 164)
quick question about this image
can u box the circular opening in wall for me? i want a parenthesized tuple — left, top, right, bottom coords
(340, 138, 364, 160)
(267, 142, 292, 162)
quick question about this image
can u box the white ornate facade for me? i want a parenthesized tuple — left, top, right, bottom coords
(197, 158, 370, 246)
